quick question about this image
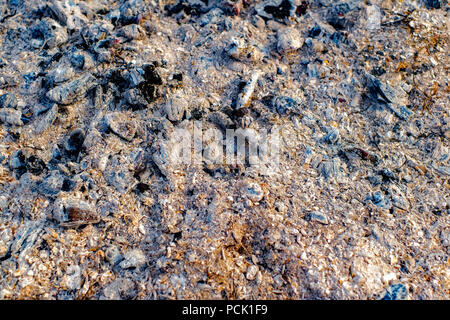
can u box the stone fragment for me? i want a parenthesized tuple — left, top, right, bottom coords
(47, 67, 75, 84)
(33, 104, 57, 134)
(272, 96, 301, 115)
(236, 71, 261, 110)
(255, 0, 296, 20)
(65, 265, 82, 290)
(65, 128, 85, 157)
(101, 278, 137, 300)
(105, 246, 123, 266)
(226, 37, 263, 62)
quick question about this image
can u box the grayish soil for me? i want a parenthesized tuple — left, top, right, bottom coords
(0, 0, 448, 299)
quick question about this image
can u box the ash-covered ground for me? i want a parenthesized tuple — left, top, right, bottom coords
(0, 0, 448, 299)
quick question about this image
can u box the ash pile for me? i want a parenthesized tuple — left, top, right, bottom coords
(0, 0, 448, 299)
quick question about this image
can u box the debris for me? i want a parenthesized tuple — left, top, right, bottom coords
(0, 108, 22, 126)
(101, 278, 137, 300)
(163, 93, 188, 122)
(119, 249, 146, 269)
(226, 37, 263, 63)
(33, 104, 58, 134)
(246, 265, 259, 280)
(64, 128, 85, 157)
(39, 170, 65, 195)
(305, 211, 329, 225)
(255, 0, 297, 20)
(236, 71, 262, 110)
(271, 96, 302, 115)
(381, 283, 408, 300)
(52, 197, 100, 228)
(46, 74, 95, 105)
(105, 112, 138, 141)
(243, 182, 264, 202)
(277, 27, 304, 54)
(0, 0, 447, 301)
(47, 67, 75, 84)
(65, 265, 82, 290)
(0, 93, 17, 109)
(105, 246, 123, 266)
(26, 155, 46, 175)
(318, 159, 340, 179)
(118, 24, 146, 41)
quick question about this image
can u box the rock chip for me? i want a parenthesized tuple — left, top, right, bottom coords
(64, 128, 85, 157)
(39, 170, 65, 195)
(226, 37, 263, 62)
(255, 0, 297, 20)
(105, 246, 123, 266)
(65, 265, 82, 290)
(47, 67, 75, 84)
(272, 95, 302, 115)
(118, 24, 145, 40)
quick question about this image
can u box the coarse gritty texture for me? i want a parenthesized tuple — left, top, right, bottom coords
(0, 0, 449, 300)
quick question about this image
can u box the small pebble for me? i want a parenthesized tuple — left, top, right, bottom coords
(306, 211, 329, 225)
(277, 27, 304, 55)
